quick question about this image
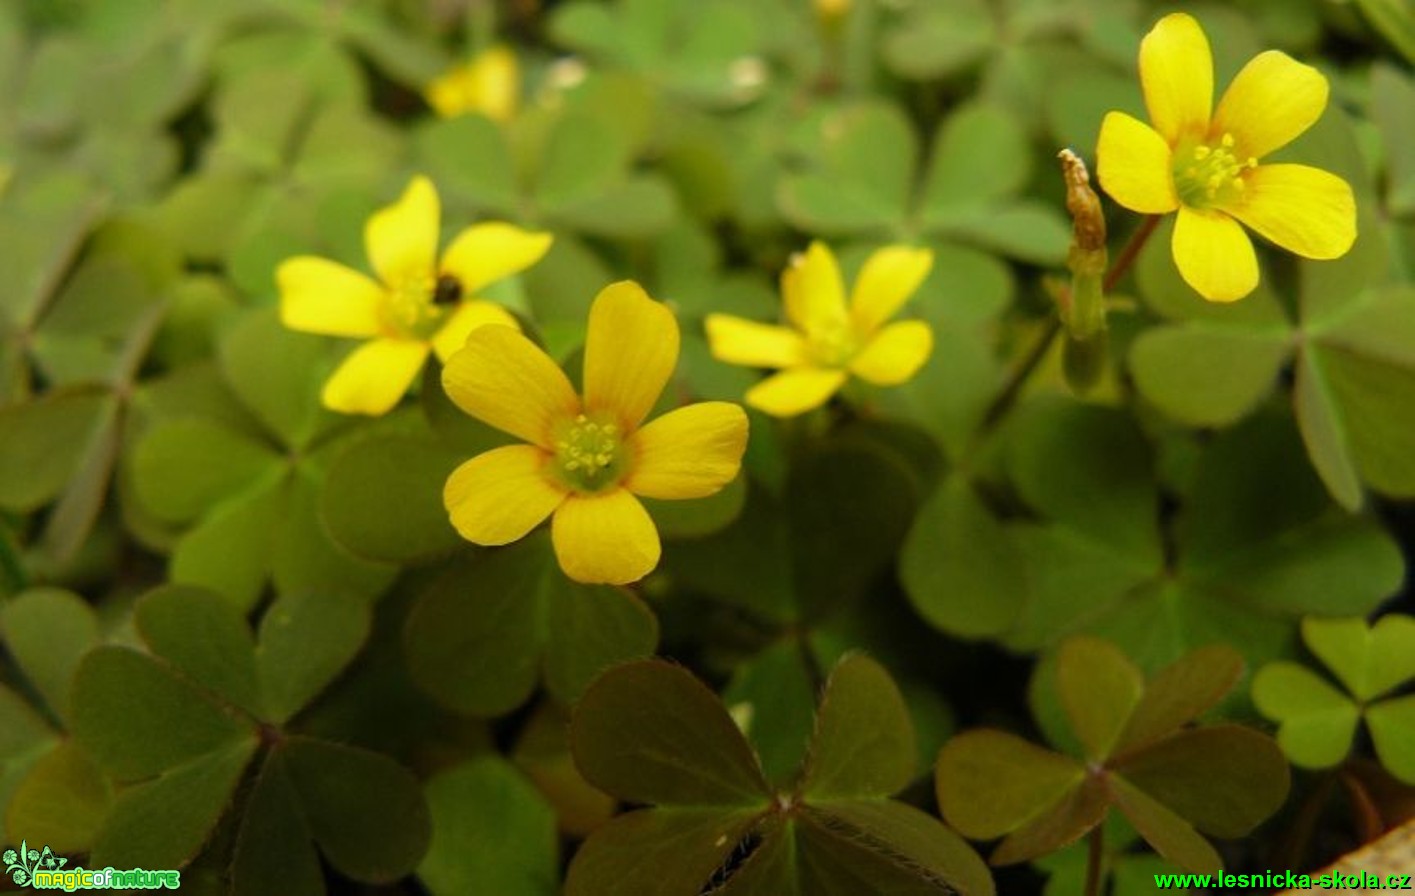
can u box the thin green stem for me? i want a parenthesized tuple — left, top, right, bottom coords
(979, 214, 1162, 433)
(1103, 214, 1161, 293)
(1084, 824, 1105, 896)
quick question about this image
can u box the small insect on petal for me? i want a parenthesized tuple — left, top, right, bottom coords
(433, 274, 464, 305)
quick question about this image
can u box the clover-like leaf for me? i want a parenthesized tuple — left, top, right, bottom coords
(404, 532, 659, 717)
(938, 637, 1287, 874)
(1254, 613, 1415, 783)
(570, 656, 993, 895)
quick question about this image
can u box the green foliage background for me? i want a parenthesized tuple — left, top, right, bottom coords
(1, 0, 1413, 893)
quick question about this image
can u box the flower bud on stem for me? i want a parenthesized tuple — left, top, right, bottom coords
(1059, 149, 1108, 341)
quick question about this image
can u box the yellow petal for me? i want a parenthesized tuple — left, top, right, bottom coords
(1171, 207, 1258, 303)
(583, 281, 679, 431)
(431, 300, 520, 362)
(366, 175, 440, 285)
(444, 445, 565, 545)
(277, 256, 385, 338)
(442, 325, 580, 447)
(849, 320, 934, 386)
(782, 241, 848, 334)
(425, 46, 520, 122)
(440, 222, 553, 295)
(551, 489, 660, 585)
(321, 338, 429, 416)
(850, 245, 933, 334)
(1139, 12, 1213, 143)
(704, 314, 807, 369)
(1227, 164, 1355, 260)
(1096, 112, 1179, 214)
(744, 367, 849, 417)
(1213, 51, 1328, 160)
(626, 402, 749, 500)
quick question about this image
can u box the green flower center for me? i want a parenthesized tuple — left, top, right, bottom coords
(383, 272, 461, 339)
(1173, 132, 1257, 209)
(552, 414, 628, 494)
(806, 319, 858, 368)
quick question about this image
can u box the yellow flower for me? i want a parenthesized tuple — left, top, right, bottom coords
(425, 45, 520, 122)
(277, 176, 552, 416)
(1096, 12, 1356, 303)
(441, 282, 749, 585)
(705, 241, 934, 417)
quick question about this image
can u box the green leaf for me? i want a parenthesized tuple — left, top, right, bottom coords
(1, 588, 98, 723)
(131, 419, 275, 524)
(990, 774, 1109, 867)
(71, 647, 252, 781)
(535, 112, 633, 210)
(920, 102, 1030, 213)
(1055, 637, 1143, 762)
(256, 590, 371, 724)
(643, 473, 747, 540)
(1110, 726, 1290, 839)
(572, 659, 770, 807)
(565, 807, 763, 896)
(170, 480, 282, 611)
(4, 740, 111, 853)
(1128, 325, 1289, 426)
(1372, 64, 1415, 213)
(0, 391, 112, 512)
(404, 535, 657, 715)
(1301, 615, 1415, 702)
(1252, 662, 1360, 769)
(804, 800, 996, 896)
(418, 756, 559, 896)
(882, 0, 994, 80)
(134, 585, 262, 718)
(320, 433, 464, 564)
(231, 753, 324, 896)
(802, 654, 915, 799)
(543, 578, 658, 703)
(901, 474, 1026, 639)
(219, 310, 337, 450)
(414, 116, 519, 214)
(778, 103, 917, 237)
(92, 736, 257, 870)
(1116, 645, 1243, 753)
(1354, 0, 1415, 65)
(1109, 777, 1221, 875)
(281, 736, 431, 882)
(1007, 400, 1160, 564)
(935, 729, 1084, 839)
(722, 641, 818, 787)
(1367, 696, 1415, 784)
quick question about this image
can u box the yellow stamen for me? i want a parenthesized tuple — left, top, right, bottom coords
(553, 414, 626, 492)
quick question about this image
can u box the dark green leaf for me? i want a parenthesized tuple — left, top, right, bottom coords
(802, 654, 915, 799)
(92, 736, 257, 870)
(281, 736, 431, 882)
(134, 585, 262, 718)
(1111, 726, 1289, 838)
(572, 660, 770, 807)
(256, 590, 372, 724)
(71, 648, 253, 781)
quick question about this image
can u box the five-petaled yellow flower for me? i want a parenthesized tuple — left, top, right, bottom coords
(1096, 12, 1355, 302)
(441, 282, 749, 585)
(425, 46, 520, 122)
(705, 241, 934, 417)
(277, 175, 551, 416)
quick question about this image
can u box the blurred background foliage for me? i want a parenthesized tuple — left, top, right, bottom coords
(0, 0, 1413, 893)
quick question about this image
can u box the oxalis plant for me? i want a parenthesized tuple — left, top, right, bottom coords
(1, 1, 1412, 895)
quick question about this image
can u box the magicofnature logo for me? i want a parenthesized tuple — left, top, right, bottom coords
(3, 840, 180, 891)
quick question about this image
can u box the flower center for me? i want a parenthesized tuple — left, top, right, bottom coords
(383, 272, 460, 339)
(1173, 132, 1257, 209)
(552, 414, 628, 494)
(806, 318, 858, 368)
